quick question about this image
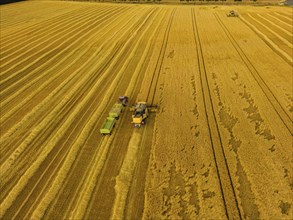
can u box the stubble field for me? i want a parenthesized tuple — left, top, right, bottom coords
(0, 1, 292, 219)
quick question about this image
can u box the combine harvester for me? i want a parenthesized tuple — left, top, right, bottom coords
(130, 101, 158, 128)
(100, 96, 128, 135)
(227, 10, 239, 17)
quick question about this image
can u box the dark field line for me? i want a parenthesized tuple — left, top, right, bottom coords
(191, 8, 242, 220)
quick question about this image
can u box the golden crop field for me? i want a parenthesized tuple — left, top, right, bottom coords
(0, 1, 292, 219)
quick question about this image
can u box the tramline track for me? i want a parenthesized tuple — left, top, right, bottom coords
(0, 8, 157, 219)
(191, 8, 242, 220)
(146, 10, 175, 106)
(215, 13, 293, 135)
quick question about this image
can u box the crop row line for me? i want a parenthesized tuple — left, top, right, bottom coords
(247, 13, 292, 49)
(0, 5, 89, 41)
(274, 12, 292, 22)
(0, 7, 115, 75)
(256, 14, 293, 37)
(239, 16, 292, 65)
(0, 6, 141, 182)
(267, 13, 293, 28)
(0, 7, 127, 116)
(0, 6, 111, 62)
(1, 6, 129, 153)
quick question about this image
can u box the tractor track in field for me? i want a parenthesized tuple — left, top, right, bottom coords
(0, 8, 154, 217)
(146, 9, 175, 106)
(1, 6, 132, 161)
(215, 13, 293, 135)
(9, 8, 159, 220)
(191, 8, 242, 220)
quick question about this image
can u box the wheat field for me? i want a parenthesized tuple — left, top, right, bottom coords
(0, 1, 292, 219)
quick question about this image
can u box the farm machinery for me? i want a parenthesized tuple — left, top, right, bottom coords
(227, 10, 239, 17)
(130, 101, 158, 128)
(100, 97, 158, 134)
(100, 96, 128, 135)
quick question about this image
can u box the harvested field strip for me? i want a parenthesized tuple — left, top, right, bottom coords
(247, 13, 292, 49)
(0, 12, 139, 175)
(256, 14, 293, 38)
(0, 9, 157, 220)
(0, 7, 134, 137)
(0, 6, 113, 60)
(267, 13, 293, 28)
(0, 3, 75, 29)
(0, 6, 145, 184)
(112, 9, 173, 220)
(67, 136, 115, 220)
(112, 131, 142, 219)
(0, 7, 151, 203)
(240, 16, 293, 65)
(43, 9, 162, 219)
(1, 3, 292, 219)
(81, 15, 169, 220)
(30, 10, 158, 218)
(192, 8, 241, 220)
(0, 7, 117, 73)
(216, 13, 293, 135)
(0, 6, 93, 43)
(0, 7, 130, 111)
(0, 5, 116, 52)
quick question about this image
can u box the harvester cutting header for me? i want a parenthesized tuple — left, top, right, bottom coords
(130, 101, 158, 128)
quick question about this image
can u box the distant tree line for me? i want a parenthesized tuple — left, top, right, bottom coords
(111, 0, 162, 2)
(0, 0, 24, 5)
(179, 0, 228, 2)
